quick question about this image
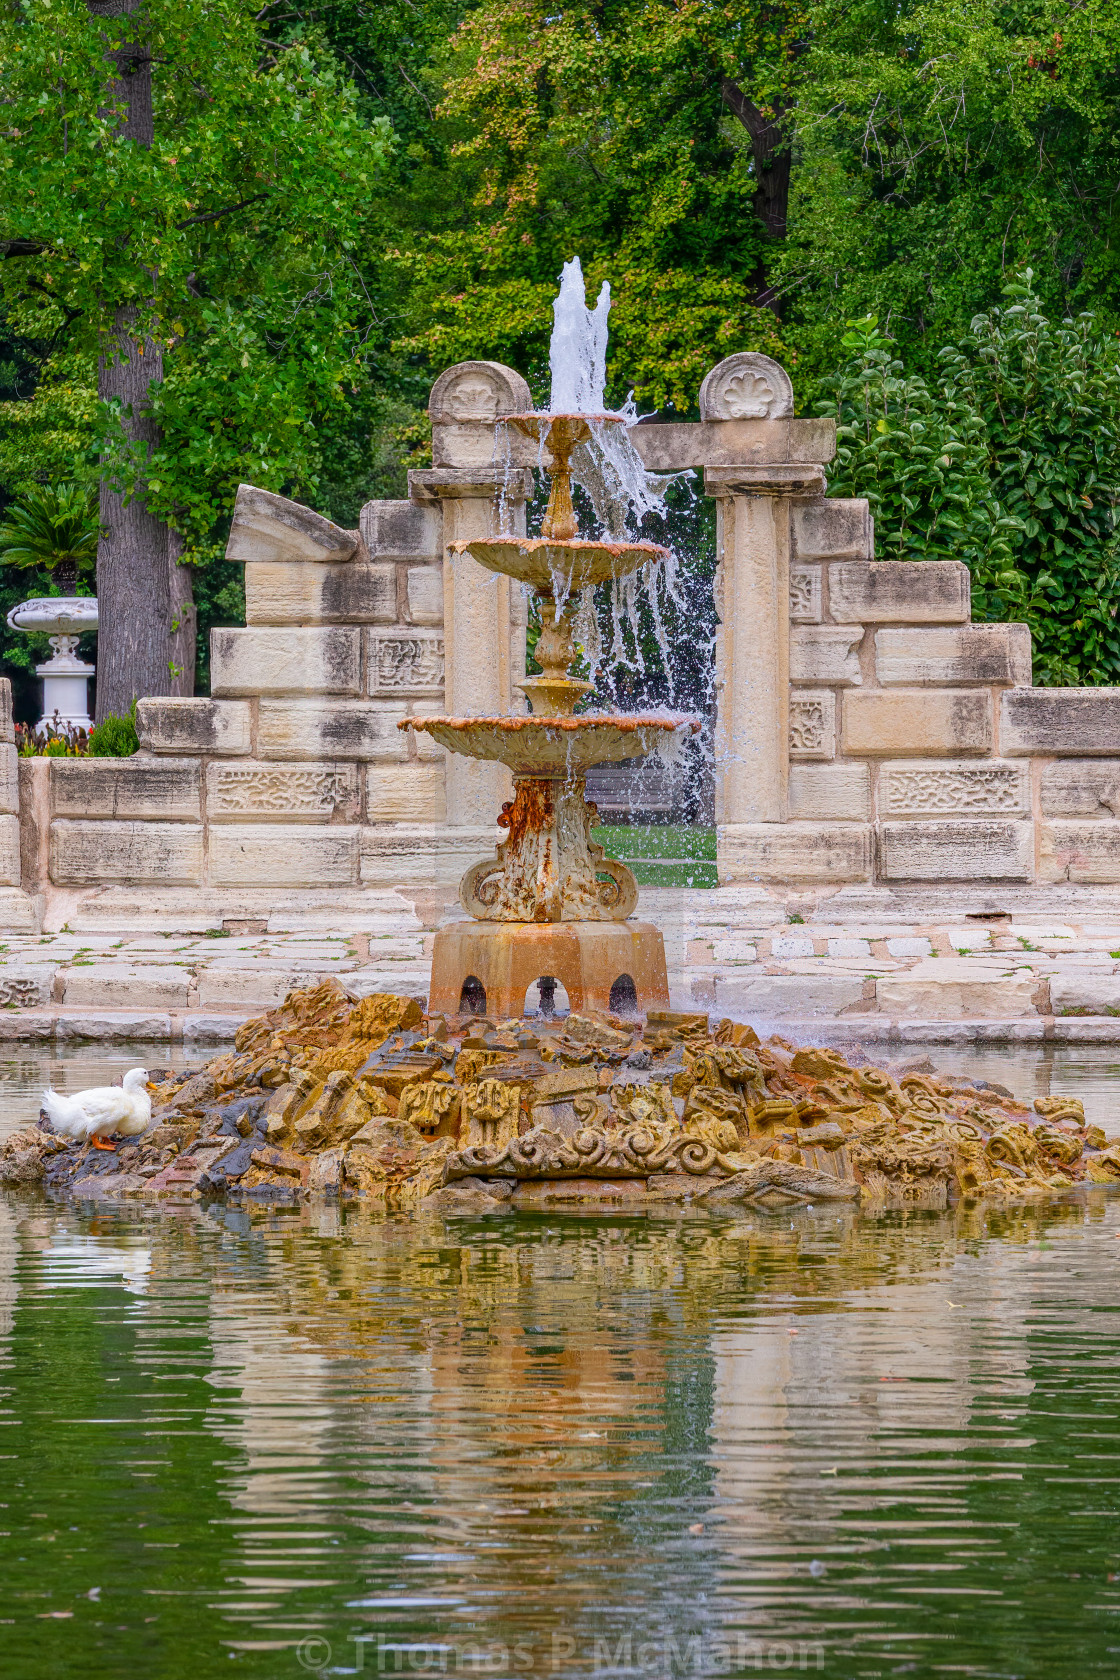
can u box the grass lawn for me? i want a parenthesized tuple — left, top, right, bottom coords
(592, 824, 718, 887)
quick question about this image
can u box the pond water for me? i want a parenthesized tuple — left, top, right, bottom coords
(2, 1047, 1120, 1680)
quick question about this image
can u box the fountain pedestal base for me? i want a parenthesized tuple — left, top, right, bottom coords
(428, 920, 669, 1020)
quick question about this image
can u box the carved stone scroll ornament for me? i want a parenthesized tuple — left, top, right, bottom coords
(698, 353, 794, 422)
(446, 1123, 723, 1181)
(459, 775, 639, 922)
(369, 632, 445, 696)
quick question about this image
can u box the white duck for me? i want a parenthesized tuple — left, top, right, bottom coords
(41, 1068, 152, 1151)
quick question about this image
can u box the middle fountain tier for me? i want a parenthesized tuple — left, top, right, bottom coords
(402, 272, 701, 1019)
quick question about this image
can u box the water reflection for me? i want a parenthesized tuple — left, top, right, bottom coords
(1, 1194, 1119, 1679)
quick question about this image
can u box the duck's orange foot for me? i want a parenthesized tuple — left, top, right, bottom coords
(90, 1136, 117, 1152)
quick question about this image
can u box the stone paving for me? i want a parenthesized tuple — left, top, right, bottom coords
(4, 885, 1120, 1043)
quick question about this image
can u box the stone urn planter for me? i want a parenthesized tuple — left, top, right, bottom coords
(6, 597, 98, 737)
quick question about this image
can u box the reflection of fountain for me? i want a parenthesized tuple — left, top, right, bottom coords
(5, 596, 97, 737)
(403, 262, 699, 1018)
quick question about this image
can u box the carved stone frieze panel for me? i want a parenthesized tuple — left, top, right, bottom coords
(879, 760, 1029, 818)
(207, 763, 359, 823)
(788, 691, 835, 761)
(368, 630, 445, 697)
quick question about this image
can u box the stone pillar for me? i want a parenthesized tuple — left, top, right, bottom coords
(698, 353, 827, 875)
(414, 360, 534, 828)
(710, 487, 790, 826)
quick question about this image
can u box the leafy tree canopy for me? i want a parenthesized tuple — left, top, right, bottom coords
(0, 0, 392, 555)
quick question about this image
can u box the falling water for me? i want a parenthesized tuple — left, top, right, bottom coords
(498, 256, 716, 819)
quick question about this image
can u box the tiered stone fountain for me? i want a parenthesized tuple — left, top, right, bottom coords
(402, 264, 699, 1019)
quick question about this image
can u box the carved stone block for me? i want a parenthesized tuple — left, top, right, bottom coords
(0, 813, 20, 886)
(461, 1078, 521, 1152)
(244, 560, 397, 626)
(50, 821, 204, 885)
(875, 625, 1032, 686)
(1040, 821, 1120, 883)
(406, 565, 444, 626)
(790, 498, 872, 561)
(718, 822, 873, 883)
(225, 484, 357, 564)
(51, 758, 201, 821)
(1041, 760, 1120, 818)
(207, 763, 359, 823)
(790, 625, 864, 686)
(427, 361, 533, 427)
(0, 683, 13, 746)
(879, 760, 1029, 818)
(136, 699, 252, 757)
(1002, 689, 1120, 756)
(842, 690, 992, 756)
(368, 630, 445, 697)
(789, 566, 822, 624)
(0, 967, 55, 1008)
(828, 561, 970, 623)
(207, 824, 359, 888)
(210, 627, 361, 697)
(0, 744, 19, 815)
(699, 353, 793, 420)
(787, 763, 871, 821)
(878, 819, 1033, 881)
(365, 765, 446, 824)
(788, 691, 835, 761)
(360, 498, 442, 559)
(256, 700, 409, 762)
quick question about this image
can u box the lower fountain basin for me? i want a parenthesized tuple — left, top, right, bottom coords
(449, 536, 666, 594)
(400, 713, 698, 778)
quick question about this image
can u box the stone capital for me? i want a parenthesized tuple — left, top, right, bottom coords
(409, 468, 534, 504)
(704, 464, 827, 497)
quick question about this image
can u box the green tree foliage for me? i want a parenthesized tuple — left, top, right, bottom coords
(0, 0, 391, 548)
(783, 0, 1120, 382)
(819, 278, 1120, 684)
(0, 0, 393, 700)
(388, 0, 798, 409)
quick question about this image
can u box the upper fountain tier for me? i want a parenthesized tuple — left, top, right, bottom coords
(450, 410, 666, 600)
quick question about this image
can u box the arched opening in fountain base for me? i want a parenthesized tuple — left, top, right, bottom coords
(428, 921, 669, 1022)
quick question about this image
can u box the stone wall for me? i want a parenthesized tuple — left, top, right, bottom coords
(726, 534, 1120, 894)
(9, 349, 1120, 935)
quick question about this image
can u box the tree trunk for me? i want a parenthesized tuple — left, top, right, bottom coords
(89, 0, 178, 719)
(168, 527, 196, 696)
(721, 76, 792, 313)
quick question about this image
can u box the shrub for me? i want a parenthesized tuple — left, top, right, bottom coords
(87, 708, 138, 757)
(817, 276, 1120, 685)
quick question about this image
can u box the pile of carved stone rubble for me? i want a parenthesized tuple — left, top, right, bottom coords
(3, 982, 1119, 1212)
